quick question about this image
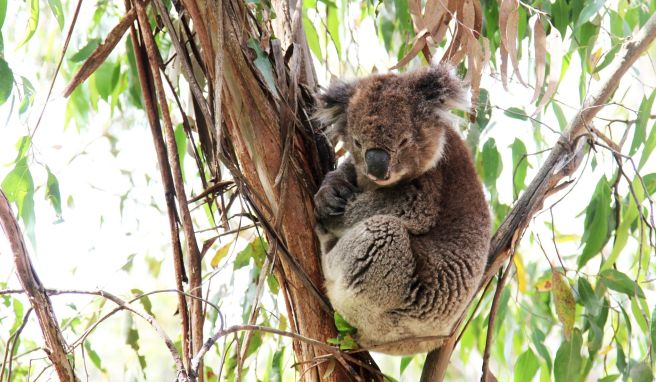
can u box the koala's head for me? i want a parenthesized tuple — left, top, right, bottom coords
(315, 64, 469, 187)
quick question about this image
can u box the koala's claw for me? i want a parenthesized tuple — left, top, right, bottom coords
(314, 178, 358, 223)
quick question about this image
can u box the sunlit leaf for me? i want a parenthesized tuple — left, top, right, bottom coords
(481, 138, 503, 189)
(18, 0, 39, 47)
(303, 15, 322, 61)
(640, 121, 656, 169)
(326, 3, 341, 57)
(131, 288, 154, 316)
(47, 0, 65, 30)
(1, 158, 35, 244)
(0, 57, 13, 105)
(576, 0, 605, 27)
(0, 0, 6, 29)
(514, 348, 539, 382)
(211, 242, 232, 269)
(18, 76, 35, 114)
(554, 329, 582, 382)
(94, 61, 120, 101)
(84, 342, 106, 372)
(400, 356, 412, 375)
(513, 253, 527, 293)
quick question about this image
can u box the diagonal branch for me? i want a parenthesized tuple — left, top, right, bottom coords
(0, 191, 78, 382)
(420, 11, 656, 382)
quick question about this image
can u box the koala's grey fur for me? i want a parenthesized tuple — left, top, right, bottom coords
(313, 64, 491, 355)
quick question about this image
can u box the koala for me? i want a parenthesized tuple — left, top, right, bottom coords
(313, 64, 491, 355)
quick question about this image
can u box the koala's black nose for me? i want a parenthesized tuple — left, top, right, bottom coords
(365, 149, 390, 180)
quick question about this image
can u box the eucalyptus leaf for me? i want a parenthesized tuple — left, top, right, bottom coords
(0, 58, 13, 105)
(554, 329, 582, 382)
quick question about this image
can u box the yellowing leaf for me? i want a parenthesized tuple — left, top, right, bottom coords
(211, 242, 233, 268)
(532, 16, 546, 103)
(513, 253, 527, 293)
(552, 271, 576, 339)
(535, 278, 552, 292)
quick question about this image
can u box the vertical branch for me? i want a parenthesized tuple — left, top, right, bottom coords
(133, 0, 205, 378)
(0, 192, 78, 382)
(126, 0, 192, 369)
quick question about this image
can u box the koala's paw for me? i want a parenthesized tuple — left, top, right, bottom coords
(314, 177, 358, 223)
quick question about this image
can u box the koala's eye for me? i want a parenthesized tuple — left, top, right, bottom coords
(399, 137, 409, 148)
(354, 139, 362, 148)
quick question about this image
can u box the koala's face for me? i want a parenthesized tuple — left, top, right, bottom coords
(316, 64, 468, 187)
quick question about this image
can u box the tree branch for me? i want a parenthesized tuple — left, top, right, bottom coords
(0, 192, 78, 381)
(420, 11, 656, 382)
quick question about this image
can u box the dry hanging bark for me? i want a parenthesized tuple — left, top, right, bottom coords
(0, 192, 78, 381)
(420, 11, 656, 382)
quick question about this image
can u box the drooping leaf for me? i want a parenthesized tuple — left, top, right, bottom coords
(0, 0, 6, 29)
(400, 356, 412, 375)
(640, 121, 656, 169)
(599, 269, 645, 298)
(510, 138, 528, 196)
(576, 277, 600, 316)
(18, 0, 39, 47)
(45, 167, 62, 218)
(326, 3, 341, 57)
(234, 237, 268, 270)
(0, 57, 13, 105)
(84, 341, 106, 372)
(576, 0, 605, 27)
(46, 0, 65, 30)
(131, 288, 154, 316)
(578, 177, 612, 268)
(1, 158, 36, 244)
(303, 15, 323, 61)
(552, 270, 575, 339)
(651, 304, 656, 359)
(630, 89, 656, 156)
(514, 348, 540, 382)
(18, 76, 35, 114)
(554, 329, 582, 382)
(94, 61, 120, 101)
(481, 138, 503, 189)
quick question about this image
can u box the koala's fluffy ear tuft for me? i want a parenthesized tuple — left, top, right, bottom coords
(314, 81, 356, 142)
(412, 64, 470, 113)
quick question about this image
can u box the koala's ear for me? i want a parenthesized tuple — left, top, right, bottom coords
(412, 64, 470, 112)
(314, 81, 356, 141)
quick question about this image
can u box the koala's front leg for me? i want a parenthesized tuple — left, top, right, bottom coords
(314, 160, 359, 252)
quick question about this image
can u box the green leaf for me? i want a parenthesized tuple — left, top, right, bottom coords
(578, 177, 612, 268)
(640, 121, 656, 169)
(504, 107, 528, 121)
(576, 0, 605, 27)
(514, 348, 540, 382)
(0, 0, 6, 29)
(267, 274, 279, 294)
(552, 271, 575, 339)
(247, 38, 278, 98)
(303, 15, 323, 61)
(70, 39, 102, 63)
(45, 167, 62, 218)
(511, 138, 528, 196)
(599, 269, 645, 298)
(481, 138, 503, 189)
(18, 76, 35, 114)
(400, 356, 412, 375)
(1, 158, 36, 244)
(0, 57, 13, 105)
(630, 89, 656, 156)
(47, 0, 65, 30)
(597, 375, 620, 382)
(651, 304, 656, 360)
(131, 289, 154, 316)
(554, 329, 582, 382)
(233, 237, 268, 270)
(94, 61, 120, 101)
(84, 342, 106, 372)
(18, 0, 39, 47)
(174, 124, 187, 180)
(334, 312, 356, 334)
(630, 362, 653, 382)
(14, 136, 31, 162)
(576, 277, 600, 315)
(326, 4, 341, 57)
(552, 102, 568, 131)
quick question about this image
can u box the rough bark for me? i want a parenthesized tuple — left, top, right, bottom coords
(420, 12, 656, 382)
(0, 192, 78, 381)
